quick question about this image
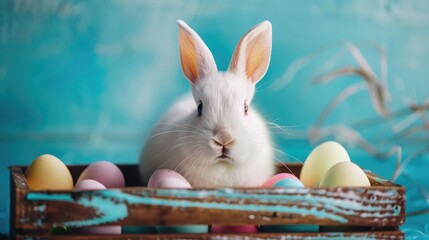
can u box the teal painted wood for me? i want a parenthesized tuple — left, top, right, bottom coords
(15, 231, 405, 240)
(21, 186, 404, 229)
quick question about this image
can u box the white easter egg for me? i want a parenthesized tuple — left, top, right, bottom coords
(300, 141, 351, 187)
(319, 161, 371, 187)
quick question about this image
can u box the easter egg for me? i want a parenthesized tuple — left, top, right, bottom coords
(150, 169, 207, 233)
(261, 173, 299, 187)
(156, 225, 208, 234)
(300, 141, 351, 187)
(148, 169, 191, 188)
(261, 225, 319, 232)
(74, 179, 106, 189)
(26, 154, 73, 190)
(71, 179, 121, 235)
(320, 225, 369, 232)
(122, 226, 156, 234)
(77, 161, 125, 188)
(319, 161, 371, 187)
(260, 174, 318, 233)
(273, 178, 304, 188)
(210, 225, 258, 233)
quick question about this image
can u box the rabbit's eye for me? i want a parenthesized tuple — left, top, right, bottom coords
(197, 100, 203, 116)
(244, 100, 248, 116)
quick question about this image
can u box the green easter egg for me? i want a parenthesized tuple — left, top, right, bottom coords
(156, 225, 209, 233)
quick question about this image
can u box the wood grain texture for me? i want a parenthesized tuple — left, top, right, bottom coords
(21, 187, 405, 228)
(15, 230, 404, 240)
(11, 164, 405, 232)
(10, 167, 29, 237)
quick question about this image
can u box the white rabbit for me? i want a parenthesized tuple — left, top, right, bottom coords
(139, 20, 275, 187)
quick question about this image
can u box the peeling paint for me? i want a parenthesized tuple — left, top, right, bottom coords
(26, 187, 402, 227)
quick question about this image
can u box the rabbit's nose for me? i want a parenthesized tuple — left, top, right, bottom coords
(211, 128, 235, 148)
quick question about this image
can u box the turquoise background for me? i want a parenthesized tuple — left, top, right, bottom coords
(1, 0, 428, 237)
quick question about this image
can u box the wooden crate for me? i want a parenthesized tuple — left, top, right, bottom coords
(10, 164, 405, 239)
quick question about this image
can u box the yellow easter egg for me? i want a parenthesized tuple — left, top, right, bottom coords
(300, 141, 351, 187)
(319, 161, 371, 187)
(26, 154, 74, 190)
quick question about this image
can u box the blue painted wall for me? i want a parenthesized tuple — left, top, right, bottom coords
(1, 0, 428, 237)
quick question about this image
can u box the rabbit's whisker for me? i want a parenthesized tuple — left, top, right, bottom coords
(250, 140, 303, 164)
(182, 148, 207, 185)
(148, 130, 201, 139)
(273, 156, 297, 177)
(157, 122, 198, 130)
(155, 144, 202, 172)
(140, 139, 197, 170)
(174, 145, 205, 173)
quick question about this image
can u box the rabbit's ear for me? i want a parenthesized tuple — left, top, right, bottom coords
(177, 20, 217, 84)
(228, 21, 272, 84)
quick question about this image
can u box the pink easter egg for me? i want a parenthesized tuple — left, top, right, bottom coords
(72, 179, 121, 235)
(74, 179, 106, 189)
(77, 161, 125, 188)
(210, 225, 258, 233)
(148, 169, 191, 188)
(261, 173, 299, 187)
(149, 170, 203, 233)
(156, 178, 192, 188)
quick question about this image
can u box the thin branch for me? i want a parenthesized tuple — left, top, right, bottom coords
(392, 147, 429, 182)
(313, 66, 388, 117)
(310, 82, 366, 141)
(350, 99, 429, 130)
(345, 42, 378, 82)
(270, 55, 316, 90)
(391, 125, 429, 141)
(406, 209, 429, 217)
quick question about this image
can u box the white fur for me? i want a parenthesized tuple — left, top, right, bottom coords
(139, 20, 274, 187)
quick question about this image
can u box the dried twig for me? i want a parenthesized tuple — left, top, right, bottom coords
(340, 43, 389, 115)
(309, 125, 379, 155)
(401, 171, 429, 208)
(313, 66, 388, 116)
(391, 97, 428, 132)
(377, 45, 390, 101)
(288, 42, 428, 217)
(392, 126, 429, 141)
(270, 55, 316, 90)
(392, 147, 429, 182)
(310, 82, 366, 142)
(271, 43, 341, 90)
(406, 209, 429, 217)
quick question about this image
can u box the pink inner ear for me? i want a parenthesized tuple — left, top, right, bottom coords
(245, 34, 270, 83)
(179, 28, 199, 83)
(228, 38, 244, 76)
(227, 21, 272, 84)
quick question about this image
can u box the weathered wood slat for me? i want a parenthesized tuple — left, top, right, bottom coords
(16, 230, 404, 240)
(10, 167, 29, 237)
(20, 186, 404, 229)
(364, 170, 398, 187)
(10, 164, 405, 238)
